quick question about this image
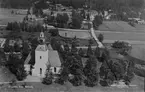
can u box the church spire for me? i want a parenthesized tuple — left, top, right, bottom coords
(39, 31, 45, 44)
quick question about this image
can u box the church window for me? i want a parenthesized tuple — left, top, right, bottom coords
(40, 68, 42, 75)
(40, 56, 42, 59)
(54, 67, 56, 73)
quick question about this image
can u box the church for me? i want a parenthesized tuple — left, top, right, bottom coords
(24, 32, 61, 78)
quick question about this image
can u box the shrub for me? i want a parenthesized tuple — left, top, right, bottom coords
(111, 41, 132, 55)
(42, 65, 53, 85)
(49, 28, 59, 36)
(98, 34, 104, 43)
(42, 72, 53, 85)
(16, 65, 27, 81)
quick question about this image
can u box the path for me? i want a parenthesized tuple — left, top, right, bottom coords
(89, 27, 104, 48)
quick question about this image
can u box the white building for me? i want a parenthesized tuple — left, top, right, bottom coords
(24, 32, 61, 78)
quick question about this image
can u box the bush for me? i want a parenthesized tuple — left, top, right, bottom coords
(16, 65, 27, 81)
(98, 34, 104, 43)
(42, 74, 53, 85)
(111, 41, 132, 55)
(49, 28, 59, 36)
(112, 41, 130, 49)
(55, 77, 65, 85)
(42, 65, 53, 85)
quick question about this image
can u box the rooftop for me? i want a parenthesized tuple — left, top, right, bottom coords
(48, 51, 61, 67)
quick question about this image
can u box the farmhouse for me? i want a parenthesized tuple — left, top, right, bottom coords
(24, 32, 61, 77)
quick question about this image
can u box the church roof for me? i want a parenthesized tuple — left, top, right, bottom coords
(24, 53, 31, 64)
(48, 44, 53, 50)
(48, 51, 61, 67)
(35, 44, 48, 51)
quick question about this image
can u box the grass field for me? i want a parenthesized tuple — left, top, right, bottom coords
(0, 8, 26, 25)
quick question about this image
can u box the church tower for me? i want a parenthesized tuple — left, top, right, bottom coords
(38, 32, 45, 44)
(32, 32, 49, 77)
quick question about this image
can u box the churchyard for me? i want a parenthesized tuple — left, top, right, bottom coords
(0, 1, 145, 92)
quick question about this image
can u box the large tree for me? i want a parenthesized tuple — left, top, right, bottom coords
(93, 15, 103, 30)
(83, 55, 99, 87)
(6, 54, 27, 81)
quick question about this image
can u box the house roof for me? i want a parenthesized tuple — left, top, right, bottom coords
(35, 44, 48, 51)
(48, 51, 61, 67)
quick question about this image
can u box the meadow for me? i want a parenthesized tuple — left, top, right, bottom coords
(0, 8, 26, 25)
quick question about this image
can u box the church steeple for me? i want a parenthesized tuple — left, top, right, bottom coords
(39, 31, 45, 44)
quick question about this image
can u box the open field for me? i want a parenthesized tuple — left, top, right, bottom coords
(99, 21, 145, 32)
(0, 8, 26, 25)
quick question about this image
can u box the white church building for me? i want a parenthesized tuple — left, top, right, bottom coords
(24, 32, 61, 78)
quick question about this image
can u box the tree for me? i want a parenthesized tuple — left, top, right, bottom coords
(63, 13, 69, 27)
(83, 55, 99, 87)
(94, 47, 101, 58)
(16, 65, 27, 81)
(22, 42, 31, 59)
(31, 38, 39, 50)
(56, 14, 64, 28)
(87, 45, 93, 57)
(98, 33, 104, 43)
(6, 54, 27, 81)
(56, 67, 69, 85)
(72, 17, 82, 29)
(80, 10, 86, 19)
(49, 28, 59, 36)
(4, 40, 11, 52)
(64, 44, 70, 52)
(93, 15, 103, 29)
(78, 48, 85, 57)
(71, 11, 83, 29)
(14, 43, 21, 52)
(88, 39, 94, 45)
(42, 65, 53, 85)
(68, 56, 84, 86)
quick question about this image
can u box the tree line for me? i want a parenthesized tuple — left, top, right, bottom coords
(42, 35, 134, 87)
(6, 22, 45, 32)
